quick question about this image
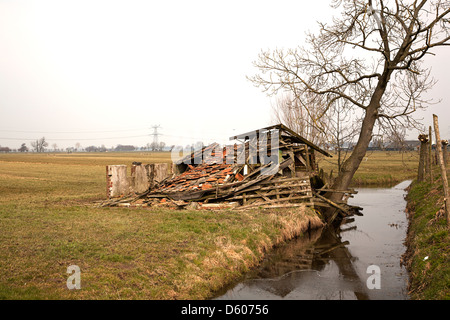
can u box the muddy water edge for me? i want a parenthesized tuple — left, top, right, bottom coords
(213, 180, 412, 300)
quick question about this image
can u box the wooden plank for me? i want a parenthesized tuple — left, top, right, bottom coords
(237, 202, 309, 210)
(260, 182, 311, 190)
(229, 190, 311, 200)
(295, 153, 307, 166)
(258, 177, 309, 185)
(236, 195, 312, 210)
(267, 195, 311, 203)
(289, 150, 296, 176)
(313, 192, 350, 217)
(232, 182, 311, 195)
(305, 146, 311, 173)
(307, 201, 331, 208)
(258, 203, 310, 209)
(231, 171, 272, 193)
(255, 190, 272, 202)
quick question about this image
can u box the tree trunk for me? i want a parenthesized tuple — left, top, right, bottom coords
(328, 104, 378, 202)
(328, 72, 391, 203)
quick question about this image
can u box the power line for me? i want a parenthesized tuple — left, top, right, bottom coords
(0, 134, 150, 141)
(0, 128, 149, 134)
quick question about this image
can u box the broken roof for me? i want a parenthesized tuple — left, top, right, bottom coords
(229, 123, 332, 157)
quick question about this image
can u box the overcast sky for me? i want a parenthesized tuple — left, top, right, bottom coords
(0, 0, 449, 150)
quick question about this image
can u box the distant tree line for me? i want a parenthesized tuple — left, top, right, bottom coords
(1, 136, 448, 154)
(0, 138, 172, 153)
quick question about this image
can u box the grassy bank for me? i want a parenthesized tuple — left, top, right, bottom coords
(403, 167, 450, 300)
(0, 152, 323, 299)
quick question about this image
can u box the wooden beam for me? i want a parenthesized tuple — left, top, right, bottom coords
(232, 182, 311, 195)
(433, 114, 450, 226)
(237, 202, 310, 210)
(277, 124, 332, 157)
(313, 192, 350, 222)
(229, 190, 311, 200)
(258, 177, 309, 185)
(289, 150, 296, 176)
(295, 153, 307, 166)
(429, 126, 433, 183)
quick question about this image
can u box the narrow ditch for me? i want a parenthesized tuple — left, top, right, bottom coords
(213, 180, 411, 300)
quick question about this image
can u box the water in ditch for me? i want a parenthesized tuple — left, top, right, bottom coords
(214, 180, 411, 300)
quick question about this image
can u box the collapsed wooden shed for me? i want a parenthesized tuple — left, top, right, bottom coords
(100, 124, 359, 220)
(150, 124, 326, 207)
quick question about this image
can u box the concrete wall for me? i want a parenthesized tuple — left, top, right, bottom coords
(106, 163, 171, 198)
(106, 165, 130, 199)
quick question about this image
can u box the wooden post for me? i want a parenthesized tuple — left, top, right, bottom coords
(417, 134, 428, 182)
(305, 147, 311, 177)
(433, 114, 449, 227)
(442, 140, 448, 166)
(428, 126, 433, 183)
(289, 150, 296, 177)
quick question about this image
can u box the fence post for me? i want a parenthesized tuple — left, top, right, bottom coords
(428, 126, 433, 183)
(433, 114, 449, 227)
(417, 134, 428, 182)
(442, 140, 448, 166)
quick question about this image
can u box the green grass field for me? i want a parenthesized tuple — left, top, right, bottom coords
(317, 150, 420, 186)
(0, 152, 321, 299)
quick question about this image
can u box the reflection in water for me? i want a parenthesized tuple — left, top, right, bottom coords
(214, 180, 411, 300)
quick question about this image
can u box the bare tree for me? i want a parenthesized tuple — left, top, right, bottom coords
(326, 99, 361, 172)
(150, 142, 158, 151)
(249, 0, 450, 202)
(272, 92, 359, 172)
(271, 92, 328, 146)
(386, 125, 407, 151)
(31, 137, 48, 153)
